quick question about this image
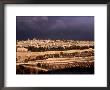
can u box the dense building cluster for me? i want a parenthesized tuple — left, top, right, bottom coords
(16, 39, 94, 74)
(16, 39, 94, 52)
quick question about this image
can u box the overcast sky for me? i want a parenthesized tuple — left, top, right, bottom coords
(16, 16, 94, 40)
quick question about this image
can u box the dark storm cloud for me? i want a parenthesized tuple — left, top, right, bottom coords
(16, 16, 94, 40)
